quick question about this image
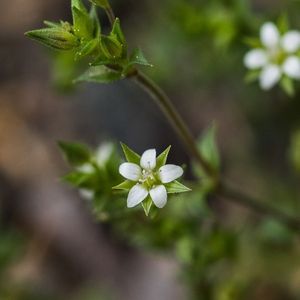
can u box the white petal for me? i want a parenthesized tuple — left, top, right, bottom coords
(119, 162, 141, 181)
(140, 149, 156, 170)
(244, 49, 268, 69)
(260, 22, 280, 48)
(95, 142, 113, 166)
(259, 64, 281, 90)
(77, 163, 94, 174)
(159, 164, 184, 184)
(150, 185, 167, 208)
(79, 189, 94, 200)
(282, 56, 300, 79)
(127, 184, 148, 208)
(281, 31, 300, 53)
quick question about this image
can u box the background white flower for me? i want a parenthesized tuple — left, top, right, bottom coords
(118, 148, 185, 209)
(244, 22, 300, 90)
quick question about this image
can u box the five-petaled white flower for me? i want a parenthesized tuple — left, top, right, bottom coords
(244, 22, 300, 90)
(119, 149, 184, 209)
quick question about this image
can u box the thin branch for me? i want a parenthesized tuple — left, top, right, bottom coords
(218, 183, 300, 231)
(105, 5, 115, 26)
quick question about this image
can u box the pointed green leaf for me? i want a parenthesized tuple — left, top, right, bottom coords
(112, 180, 135, 191)
(280, 76, 295, 97)
(72, 0, 88, 14)
(89, 0, 109, 9)
(44, 20, 61, 28)
(75, 66, 123, 83)
(156, 146, 171, 168)
(25, 28, 79, 50)
(72, 6, 93, 39)
(243, 37, 262, 48)
(129, 48, 153, 67)
(198, 123, 220, 171)
(111, 18, 127, 56)
(62, 171, 95, 188)
(58, 141, 91, 166)
(120, 142, 141, 164)
(75, 38, 99, 60)
(245, 70, 260, 83)
(89, 5, 101, 38)
(277, 14, 289, 34)
(101, 35, 123, 59)
(142, 196, 152, 216)
(165, 180, 191, 194)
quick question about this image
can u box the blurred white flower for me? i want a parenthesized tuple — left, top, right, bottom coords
(244, 22, 300, 90)
(78, 142, 114, 200)
(119, 149, 184, 208)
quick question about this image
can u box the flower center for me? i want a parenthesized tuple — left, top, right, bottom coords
(139, 169, 158, 189)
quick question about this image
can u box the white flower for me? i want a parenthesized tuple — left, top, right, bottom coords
(244, 22, 300, 90)
(78, 142, 114, 200)
(119, 149, 184, 209)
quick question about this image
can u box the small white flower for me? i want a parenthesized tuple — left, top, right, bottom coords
(244, 22, 300, 90)
(78, 142, 114, 199)
(119, 148, 184, 209)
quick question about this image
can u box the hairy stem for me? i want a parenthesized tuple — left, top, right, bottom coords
(133, 70, 300, 232)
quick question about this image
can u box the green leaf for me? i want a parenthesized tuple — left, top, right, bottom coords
(72, 0, 88, 14)
(280, 76, 295, 97)
(156, 146, 171, 168)
(165, 180, 191, 194)
(142, 196, 152, 216)
(111, 18, 127, 56)
(120, 142, 141, 164)
(101, 35, 123, 59)
(130, 48, 153, 67)
(245, 70, 260, 83)
(25, 28, 79, 50)
(277, 14, 289, 34)
(75, 66, 123, 83)
(112, 180, 135, 191)
(62, 171, 95, 188)
(75, 38, 99, 60)
(58, 141, 91, 166)
(89, 0, 109, 9)
(44, 20, 61, 28)
(243, 37, 262, 48)
(72, 6, 93, 39)
(198, 123, 220, 172)
(89, 5, 101, 38)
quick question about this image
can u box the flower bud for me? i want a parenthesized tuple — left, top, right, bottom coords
(25, 28, 79, 50)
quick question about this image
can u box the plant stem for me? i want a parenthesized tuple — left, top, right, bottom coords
(218, 183, 300, 231)
(105, 4, 115, 25)
(134, 70, 216, 178)
(133, 70, 300, 232)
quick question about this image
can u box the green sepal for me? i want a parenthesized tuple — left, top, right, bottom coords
(198, 123, 220, 172)
(120, 142, 141, 164)
(277, 13, 289, 34)
(156, 146, 171, 168)
(165, 180, 191, 194)
(142, 196, 153, 216)
(89, 0, 109, 9)
(243, 37, 262, 48)
(101, 35, 123, 59)
(89, 5, 101, 38)
(72, 0, 87, 13)
(44, 20, 61, 28)
(112, 180, 135, 191)
(124, 48, 153, 74)
(111, 18, 127, 57)
(62, 171, 95, 189)
(75, 38, 99, 60)
(245, 70, 260, 83)
(58, 141, 91, 166)
(75, 66, 123, 83)
(280, 76, 295, 97)
(25, 28, 79, 50)
(72, 6, 94, 39)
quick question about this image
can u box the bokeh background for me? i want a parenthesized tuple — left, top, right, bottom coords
(1, 0, 300, 299)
